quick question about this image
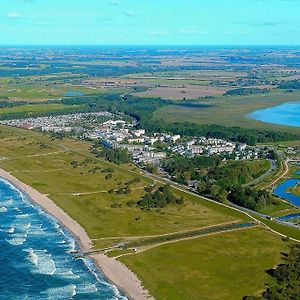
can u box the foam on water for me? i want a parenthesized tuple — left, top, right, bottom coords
(0, 206, 7, 213)
(45, 284, 77, 299)
(0, 178, 126, 299)
(6, 237, 27, 246)
(7, 227, 15, 233)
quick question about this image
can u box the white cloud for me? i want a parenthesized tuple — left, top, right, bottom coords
(124, 10, 135, 17)
(179, 29, 199, 34)
(7, 12, 22, 19)
(110, 0, 121, 5)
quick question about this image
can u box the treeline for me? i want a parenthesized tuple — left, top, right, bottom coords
(224, 88, 270, 96)
(278, 80, 300, 90)
(138, 184, 184, 208)
(0, 101, 28, 108)
(243, 244, 300, 300)
(142, 121, 299, 146)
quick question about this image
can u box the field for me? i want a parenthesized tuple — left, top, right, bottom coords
(0, 103, 78, 118)
(1, 47, 300, 299)
(120, 228, 287, 300)
(0, 126, 245, 245)
(0, 76, 122, 102)
(135, 85, 228, 100)
(154, 90, 300, 134)
(0, 126, 297, 300)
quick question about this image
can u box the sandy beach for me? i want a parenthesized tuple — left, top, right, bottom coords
(0, 168, 152, 300)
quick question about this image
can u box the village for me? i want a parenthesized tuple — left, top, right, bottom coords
(0, 111, 263, 167)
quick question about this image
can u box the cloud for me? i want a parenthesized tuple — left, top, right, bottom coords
(109, 0, 121, 5)
(124, 10, 135, 17)
(179, 29, 199, 34)
(7, 12, 22, 19)
(236, 21, 284, 27)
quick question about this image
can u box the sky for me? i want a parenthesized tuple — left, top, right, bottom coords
(1, 0, 300, 45)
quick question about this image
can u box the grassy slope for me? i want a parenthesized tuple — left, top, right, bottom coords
(120, 228, 287, 300)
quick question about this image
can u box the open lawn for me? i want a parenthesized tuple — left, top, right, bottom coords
(120, 227, 287, 300)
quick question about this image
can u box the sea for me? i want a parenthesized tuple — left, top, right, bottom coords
(248, 102, 300, 127)
(0, 178, 126, 300)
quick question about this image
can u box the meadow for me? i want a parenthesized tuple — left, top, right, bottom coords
(120, 228, 287, 300)
(0, 103, 79, 118)
(0, 125, 297, 299)
(154, 90, 300, 135)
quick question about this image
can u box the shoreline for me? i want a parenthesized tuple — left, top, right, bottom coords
(0, 168, 151, 300)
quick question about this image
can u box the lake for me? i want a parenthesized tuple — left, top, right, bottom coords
(248, 102, 300, 127)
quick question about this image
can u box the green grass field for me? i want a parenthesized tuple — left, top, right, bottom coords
(0, 103, 80, 118)
(0, 76, 112, 101)
(0, 125, 297, 299)
(120, 228, 287, 300)
(154, 90, 300, 134)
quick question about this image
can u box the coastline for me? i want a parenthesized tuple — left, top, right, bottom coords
(0, 168, 151, 300)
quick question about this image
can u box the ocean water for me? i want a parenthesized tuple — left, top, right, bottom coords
(0, 178, 126, 300)
(248, 102, 300, 127)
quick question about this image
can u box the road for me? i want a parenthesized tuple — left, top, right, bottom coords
(144, 171, 300, 241)
(244, 159, 277, 187)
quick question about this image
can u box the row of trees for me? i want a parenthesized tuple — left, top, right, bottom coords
(224, 88, 270, 96)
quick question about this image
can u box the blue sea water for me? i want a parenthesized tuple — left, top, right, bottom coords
(248, 102, 300, 127)
(0, 178, 126, 300)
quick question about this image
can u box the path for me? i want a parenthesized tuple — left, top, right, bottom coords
(244, 159, 276, 187)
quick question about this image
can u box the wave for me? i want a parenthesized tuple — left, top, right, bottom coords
(76, 283, 98, 294)
(2, 198, 13, 206)
(44, 284, 76, 299)
(7, 237, 27, 246)
(25, 248, 38, 265)
(0, 206, 7, 213)
(16, 213, 30, 219)
(7, 226, 15, 233)
(29, 249, 56, 276)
